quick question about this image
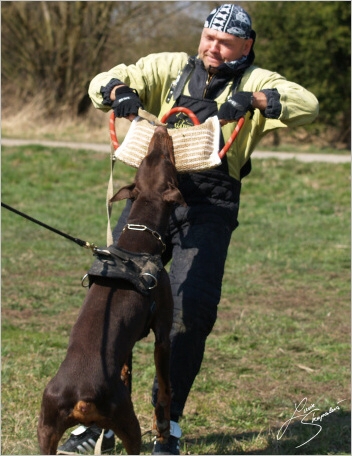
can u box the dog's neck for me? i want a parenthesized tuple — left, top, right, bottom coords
(117, 199, 171, 255)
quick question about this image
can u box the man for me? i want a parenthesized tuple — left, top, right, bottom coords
(58, 4, 318, 455)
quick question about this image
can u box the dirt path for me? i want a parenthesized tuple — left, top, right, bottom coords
(1, 138, 350, 163)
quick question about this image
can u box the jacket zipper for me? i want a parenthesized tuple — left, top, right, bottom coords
(203, 72, 215, 98)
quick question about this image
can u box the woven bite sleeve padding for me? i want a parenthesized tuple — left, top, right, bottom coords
(114, 116, 221, 172)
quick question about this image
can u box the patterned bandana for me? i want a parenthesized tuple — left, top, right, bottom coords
(204, 4, 252, 39)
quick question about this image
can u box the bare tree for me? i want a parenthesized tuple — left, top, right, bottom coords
(1, 1, 206, 118)
(2, 2, 115, 115)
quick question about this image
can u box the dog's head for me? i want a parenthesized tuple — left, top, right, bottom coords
(111, 126, 185, 207)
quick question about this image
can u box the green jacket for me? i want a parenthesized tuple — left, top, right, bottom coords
(89, 52, 319, 181)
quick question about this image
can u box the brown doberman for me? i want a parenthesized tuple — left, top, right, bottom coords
(37, 126, 185, 455)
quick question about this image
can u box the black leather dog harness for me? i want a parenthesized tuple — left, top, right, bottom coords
(88, 245, 164, 296)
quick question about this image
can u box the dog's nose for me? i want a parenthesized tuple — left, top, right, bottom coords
(154, 126, 168, 134)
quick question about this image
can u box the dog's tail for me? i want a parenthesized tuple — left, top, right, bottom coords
(72, 400, 103, 423)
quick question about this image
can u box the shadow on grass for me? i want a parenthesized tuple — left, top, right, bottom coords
(183, 410, 351, 455)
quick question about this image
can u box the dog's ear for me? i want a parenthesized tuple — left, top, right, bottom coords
(110, 183, 139, 202)
(162, 183, 186, 206)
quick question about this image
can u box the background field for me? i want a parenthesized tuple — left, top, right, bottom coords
(1, 144, 350, 455)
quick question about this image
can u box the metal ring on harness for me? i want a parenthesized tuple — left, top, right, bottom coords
(141, 272, 158, 290)
(81, 273, 90, 288)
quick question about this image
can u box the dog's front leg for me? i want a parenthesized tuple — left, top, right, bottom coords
(37, 409, 65, 455)
(152, 272, 173, 442)
(152, 337, 171, 442)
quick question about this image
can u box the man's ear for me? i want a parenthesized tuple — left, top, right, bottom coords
(110, 183, 139, 202)
(162, 183, 186, 206)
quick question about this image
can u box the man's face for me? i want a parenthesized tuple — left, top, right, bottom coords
(198, 28, 253, 70)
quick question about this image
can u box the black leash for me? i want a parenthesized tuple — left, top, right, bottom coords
(1, 201, 104, 253)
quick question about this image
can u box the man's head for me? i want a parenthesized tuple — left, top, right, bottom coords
(198, 4, 254, 70)
(204, 4, 252, 39)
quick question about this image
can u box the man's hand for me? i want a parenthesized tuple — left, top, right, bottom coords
(218, 91, 254, 123)
(111, 86, 144, 118)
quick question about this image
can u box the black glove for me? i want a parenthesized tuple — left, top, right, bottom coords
(111, 86, 144, 117)
(218, 91, 254, 121)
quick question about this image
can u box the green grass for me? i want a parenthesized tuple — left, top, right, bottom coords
(1, 145, 350, 455)
(255, 141, 350, 155)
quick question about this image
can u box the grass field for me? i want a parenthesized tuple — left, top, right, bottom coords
(1, 143, 350, 455)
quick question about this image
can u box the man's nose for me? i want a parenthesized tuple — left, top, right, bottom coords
(209, 40, 220, 52)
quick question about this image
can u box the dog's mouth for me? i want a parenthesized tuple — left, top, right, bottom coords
(148, 126, 176, 165)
